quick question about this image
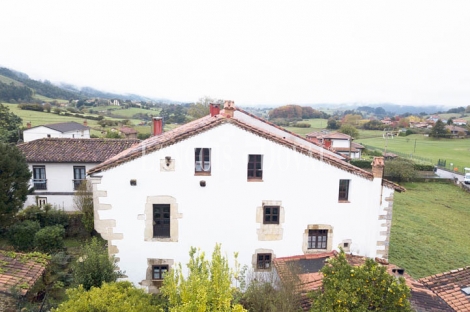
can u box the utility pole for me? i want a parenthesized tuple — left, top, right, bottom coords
(414, 139, 417, 153)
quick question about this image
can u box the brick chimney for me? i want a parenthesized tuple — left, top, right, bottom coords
(371, 156, 385, 178)
(210, 103, 220, 117)
(223, 100, 235, 118)
(27, 121, 31, 129)
(152, 117, 163, 136)
(83, 119, 88, 127)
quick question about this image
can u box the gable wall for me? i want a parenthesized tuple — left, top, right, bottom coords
(23, 127, 90, 142)
(92, 123, 394, 288)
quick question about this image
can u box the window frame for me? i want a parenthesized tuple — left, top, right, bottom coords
(152, 265, 169, 280)
(308, 229, 328, 250)
(263, 205, 280, 224)
(37, 197, 47, 208)
(338, 179, 350, 202)
(32, 165, 47, 190)
(195, 148, 211, 175)
(247, 154, 263, 180)
(73, 166, 86, 190)
(153, 204, 171, 238)
(257, 253, 272, 270)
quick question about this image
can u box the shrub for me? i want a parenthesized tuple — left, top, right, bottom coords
(291, 122, 311, 128)
(17, 204, 68, 228)
(34, 225, 65, 253)
(414, 164, 435, 171)
(8, 220, 41, 251)
(72, 237, 121, 290)
(350, 159, 372, 169)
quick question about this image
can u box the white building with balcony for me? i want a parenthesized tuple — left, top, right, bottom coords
(17, 138, 139, 211)
(23, 121, 91, 143)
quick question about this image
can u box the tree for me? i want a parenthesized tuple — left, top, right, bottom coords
(72, 237, 121, 290)
(327, 118, 340, 130)
(53, 282, 161, 312)
(0, 103, 23, 143)
(161, 244, 247, 312)
(430, 119, 447, 138)
(342, 114, 362, 126)
(187, 96, 222, 120)
(309, 250, 413, 311)
(0, 143, 31, 226)
(384, 158, 416, 182)
(73, 181, 94, 235)
(447, 118, 453, 125)
(339, 124, 359, 139)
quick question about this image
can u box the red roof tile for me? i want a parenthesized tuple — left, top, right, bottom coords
(17, 138, 140, 163)
(0, 251, 48, 296)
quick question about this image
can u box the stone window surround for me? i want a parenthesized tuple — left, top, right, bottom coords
(141, 258, 174, 294)
(144, 195, 182, 242)
(252, 248, 275, 272)
(256, 200, 284, 241)
(302, 224, 333, 254)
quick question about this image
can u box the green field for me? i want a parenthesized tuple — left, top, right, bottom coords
(389, 182, 470, 278)
(96, 105, 159, 118)
(0, 75, 24, 86)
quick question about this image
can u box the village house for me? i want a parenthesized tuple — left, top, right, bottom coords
(305, 131, 364, 159)
(88, 101, 404, 293)
(23, 121, 90, 142)
(118, 126, 139, 139)
(445, 125, 469, 137)
(452, 118, 467, 126)
(17, 138, 139, 211)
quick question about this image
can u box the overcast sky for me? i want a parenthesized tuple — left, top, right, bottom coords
(1, 1, 469, 107)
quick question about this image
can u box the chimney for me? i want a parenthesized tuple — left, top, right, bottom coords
(209, 103, 220, 117)
(371, 156, 385, 178)
(152, 117, 163, 136)
(27, 121, 31, 129)
(223, 100, 235, 118)
(83, 119, 88, 127)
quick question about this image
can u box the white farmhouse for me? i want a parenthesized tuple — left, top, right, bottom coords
(306, 131, 364, 159)
(17, 138, 139, 211)
(88, 101, 404, 293)
(23, 121, 90, 142)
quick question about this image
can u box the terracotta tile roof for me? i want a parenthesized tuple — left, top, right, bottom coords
(118, 127, 138, 134)
(17, 138, 140, 163)
(306, 131, 351, 140)
(26, 121, 89, 133)
(419, 267, 470, 311)
(0, 251, 48, 296)
(274, 252, 453, 312)
(87, 109, 405, 192)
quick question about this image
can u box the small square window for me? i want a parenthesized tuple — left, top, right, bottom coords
(338, 179, 350, 201)
(308, 229, 328, 249)
(257, 253, 272, 270)
(152, 265, 169, 280)
(195, 148, 211, 174)
(263, 205, 279, 224)
(37, 197, 47, 208)
(248, 154, 263, 180)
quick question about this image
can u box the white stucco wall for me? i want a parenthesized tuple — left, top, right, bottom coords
(92, 123, 394, 287)
(26, 162, 97, 211)
(23, 127, 90, 142)
(331, 139, 349, 148)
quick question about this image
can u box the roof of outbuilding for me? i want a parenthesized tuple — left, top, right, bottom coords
(0, 251, 48, 296)
(419, 267, 470, 311)
(26, 121, 89, 133)
(274, 252, 454, 312)
(17, 138, 140, 163)
(88, 108, 405, 192)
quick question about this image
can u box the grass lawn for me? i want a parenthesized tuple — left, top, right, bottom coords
(389, 182, 470, 279)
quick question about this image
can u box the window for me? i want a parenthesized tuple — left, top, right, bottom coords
(73, 166, 86, 190)
(152, 265, 169, 280)
(338, 179, 350, 201)
(33, 166, 47, 190)
(153, 204, 170, 237)
(195, 148, 211, 174)
(263, 205, 279, 224)
(247, 154, 263, 180)
(308, 229, 328, 249)
(257, 253, 272, 270)
(37, 197, 47, 207)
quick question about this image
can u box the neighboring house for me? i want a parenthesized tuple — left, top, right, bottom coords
(23, 121, 90, 142)
(0, 251, 47, 311)
(445, 125, 468, 137)
(109, 99, 120, 106)
(305, 131, 364, 159)
(88, 101, 404, 293)
(273, 252, 454, 311)
(118, 126, 139, 139)
(17, 138, 139, 211)
(452, 118, 467, 126)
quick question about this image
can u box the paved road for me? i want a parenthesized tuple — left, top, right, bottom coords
(435, 168, 464, 182)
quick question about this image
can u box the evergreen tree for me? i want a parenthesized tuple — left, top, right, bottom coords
(0, 103, 23, 143)
(430, 119, 447, 138)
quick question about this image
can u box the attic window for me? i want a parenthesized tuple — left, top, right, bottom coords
(462, 286, 470, 295)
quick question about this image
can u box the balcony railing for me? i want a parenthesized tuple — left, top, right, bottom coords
(73, 179, 87, 190)
(33, 179, 47, 190)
